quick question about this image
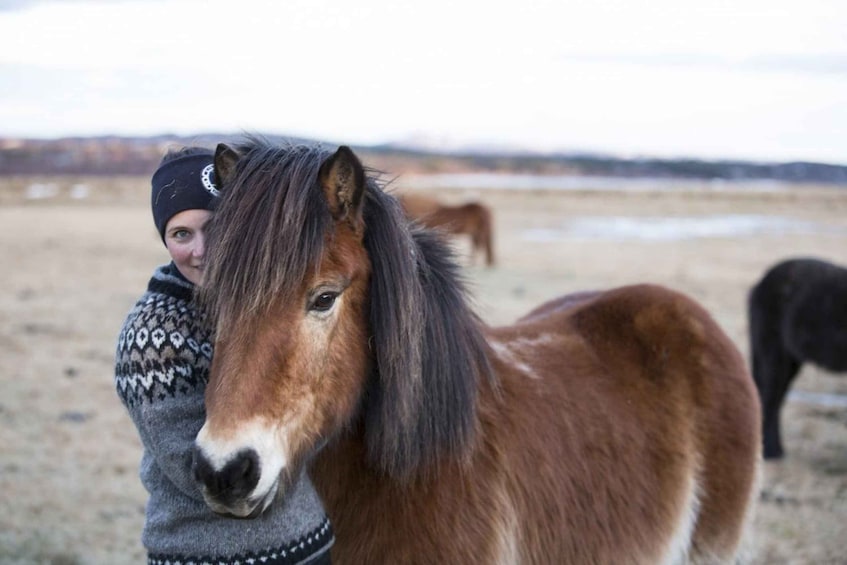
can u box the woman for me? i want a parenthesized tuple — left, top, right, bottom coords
(114, 147, 333, 565)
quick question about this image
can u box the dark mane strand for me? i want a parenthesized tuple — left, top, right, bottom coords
(200, 140, 332, 334)
(361, 187, 493, 477)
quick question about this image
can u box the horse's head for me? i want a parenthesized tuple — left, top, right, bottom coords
(192, 142, 373, 517)
(192, 140, 488, 518)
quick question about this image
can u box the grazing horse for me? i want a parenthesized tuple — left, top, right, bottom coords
(192, 140, 761, 564)
(748, 257, 847, 459)
(399, 193, 495, 267)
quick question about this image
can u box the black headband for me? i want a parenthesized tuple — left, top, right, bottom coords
(151, 152, 219, 241)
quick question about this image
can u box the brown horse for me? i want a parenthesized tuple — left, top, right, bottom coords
(399, 193, 495, 267)
(193, 141, 761, 564)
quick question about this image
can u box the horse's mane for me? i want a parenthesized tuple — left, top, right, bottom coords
(201, 138, 493, 477)
(202, 139, 331, 329)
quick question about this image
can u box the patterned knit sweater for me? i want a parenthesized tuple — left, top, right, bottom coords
(115, 263, 333, 565)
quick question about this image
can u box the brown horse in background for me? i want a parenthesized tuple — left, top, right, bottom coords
(193, 141, 761, 564)
(399, 193, 495, 267)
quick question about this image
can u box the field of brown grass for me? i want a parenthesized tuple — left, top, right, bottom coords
(1, 175, 845, 564)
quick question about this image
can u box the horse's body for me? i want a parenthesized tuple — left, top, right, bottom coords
(748, 257, 847, 459)
(193, 141, 760, 564)
(399, 193, 495, 267)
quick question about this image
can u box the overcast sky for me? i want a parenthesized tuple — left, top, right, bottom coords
(1, 0, 846, 163)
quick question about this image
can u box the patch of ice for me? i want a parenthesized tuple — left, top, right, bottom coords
(70, 184, 89, 199)
(522, 215, 833, 242)
(26, 183, 60, 200)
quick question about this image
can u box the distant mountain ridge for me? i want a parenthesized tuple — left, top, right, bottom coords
(1, 133, 846, 184)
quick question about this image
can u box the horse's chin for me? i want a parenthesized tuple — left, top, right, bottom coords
(203, 476, 280, 519)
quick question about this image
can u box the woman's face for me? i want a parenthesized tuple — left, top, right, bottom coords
(164, 209, 212, 286)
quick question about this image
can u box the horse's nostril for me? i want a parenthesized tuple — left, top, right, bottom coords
(192, 445, 214, 487)
(192, 446, 261, 500)
(235, 451, 253, 479)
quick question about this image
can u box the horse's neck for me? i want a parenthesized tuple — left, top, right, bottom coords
(309, 427, 396, 510)
(309, 431, 407, 552)
(311, 432, 367, 495)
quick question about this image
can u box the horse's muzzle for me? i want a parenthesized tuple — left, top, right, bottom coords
(192, 445, 267, 518)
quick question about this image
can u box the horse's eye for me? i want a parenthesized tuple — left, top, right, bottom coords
(310, 291, 339, 312)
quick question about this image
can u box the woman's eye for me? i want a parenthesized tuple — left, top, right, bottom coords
(310, 292, 338, 312)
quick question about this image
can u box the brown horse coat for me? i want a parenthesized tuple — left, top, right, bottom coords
(311, 285, 761, 563)
(193, 142, 761, 564)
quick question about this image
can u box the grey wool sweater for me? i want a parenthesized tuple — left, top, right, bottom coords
(115, 263, 333, 565)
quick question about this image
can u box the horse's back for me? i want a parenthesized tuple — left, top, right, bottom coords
(750, 257, 847, 370)
(516, 284, 750, 386)
(749, 257, 846, 313)
(488, 284, 760, 563)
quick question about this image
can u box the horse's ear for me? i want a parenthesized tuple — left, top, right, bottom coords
(319, 146, 366, 229)
(214, 143, 240, 187)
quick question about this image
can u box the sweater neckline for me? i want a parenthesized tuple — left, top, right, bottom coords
(148, 262, 196, 302)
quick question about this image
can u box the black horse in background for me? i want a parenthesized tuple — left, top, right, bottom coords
(749, 257, 847, 459)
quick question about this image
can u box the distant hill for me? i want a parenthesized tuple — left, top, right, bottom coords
(1, 133, 846, 184)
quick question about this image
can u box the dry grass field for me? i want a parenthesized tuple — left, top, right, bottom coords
(1, 174, 846, 564)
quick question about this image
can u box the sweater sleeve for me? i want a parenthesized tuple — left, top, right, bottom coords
(134, 364, 208, 501)
(115, 292, 213, 502)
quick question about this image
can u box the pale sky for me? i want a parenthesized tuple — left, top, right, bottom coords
(1, 0, 846, 163)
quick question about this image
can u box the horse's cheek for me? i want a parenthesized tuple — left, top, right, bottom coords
(319, 309, 369, 425)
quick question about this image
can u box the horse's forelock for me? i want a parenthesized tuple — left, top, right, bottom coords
(201, 141, 332, 334)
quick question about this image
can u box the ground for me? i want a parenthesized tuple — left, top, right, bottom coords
(0, 176, 845, 564)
